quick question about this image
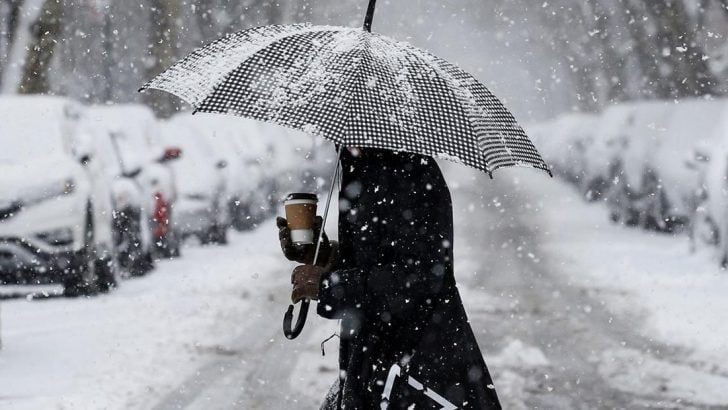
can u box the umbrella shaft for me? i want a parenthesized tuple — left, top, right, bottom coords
(313, 144, 343, 265)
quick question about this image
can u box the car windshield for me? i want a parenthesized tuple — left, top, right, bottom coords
(0, 99, 71, 162)
(108, 131, 145, 173)
(0, 126, 67, 162)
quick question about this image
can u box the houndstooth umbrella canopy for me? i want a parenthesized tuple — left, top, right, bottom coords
(141, 23, 550, 178)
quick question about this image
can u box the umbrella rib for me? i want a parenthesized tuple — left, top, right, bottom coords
(403, 43, 548, 176)
(142, 23, 549, 178)
(196, 27, 367, 145)
(148, 24, 345, 109)
(400, 44, 492, 173)
(340, 36, 371, 145)
(195, 26, 343, 111)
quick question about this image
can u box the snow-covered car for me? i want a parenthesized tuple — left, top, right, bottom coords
(230, 121, 281, 229)
(528, 113, 598, 188)
(84, 105, 182, 260)
(159, 118, 230, 244)
(696, 101, 728, 264)
(575, 104, 634, 203)
(650, 99, 728, 234)
(174, 114, 253, 232)
(91, 127, 156, 276)
(259, 122, 330, 214)
(230, 119, 330, 229)
(602, 102, 676, 230)
(0, 96, 118, 295)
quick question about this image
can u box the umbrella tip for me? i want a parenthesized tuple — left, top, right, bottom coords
(488, 171, 494, 180)
(363, 0, 377, 32)
(137, 87, 145, 93)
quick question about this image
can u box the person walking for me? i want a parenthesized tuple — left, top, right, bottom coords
(277, 147, 501, 409)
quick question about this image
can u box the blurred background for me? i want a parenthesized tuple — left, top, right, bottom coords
(2, 1, 728, 409)
(3, 0, 727, 117)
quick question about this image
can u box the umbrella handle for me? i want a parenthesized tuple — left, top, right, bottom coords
(282, 145, 342, 341)
(283, 300, 310, 339)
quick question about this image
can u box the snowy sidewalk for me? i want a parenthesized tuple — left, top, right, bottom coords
(0, 227, 289, 409)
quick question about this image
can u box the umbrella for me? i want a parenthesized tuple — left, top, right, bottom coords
(140, 0, 551, 339)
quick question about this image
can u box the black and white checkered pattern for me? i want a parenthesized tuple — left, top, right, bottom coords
(141, 24, 550, 177)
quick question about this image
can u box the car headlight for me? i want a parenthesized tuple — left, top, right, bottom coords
(22, 178, 76, 206)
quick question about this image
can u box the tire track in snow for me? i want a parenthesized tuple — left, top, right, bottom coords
(150, 284, 318, 410)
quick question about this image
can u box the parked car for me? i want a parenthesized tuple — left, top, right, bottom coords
(231, 121, 281, 229)
(603, 102, 675, 230)
(228, 119, 331, 229)
(176, 114, 253, 232)
(85, 105, 182, 261)
(653, 100, 727, 233)
(97, 127, 158, 276)
(0, 96, 118, 295)
(696, 102, 728, 265)
(159, 118, 230, 244)
(528, 113, 598, 188)
(580, 104, 635, 203)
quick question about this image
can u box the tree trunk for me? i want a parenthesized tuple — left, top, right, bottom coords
(644, 0, 717, 97)
(0, 0, 24, 90)
(17, 0, 62, 94)
(621, 0, 669, 99)
(586, 0, 628, 103)
(144, 0, 181, 117)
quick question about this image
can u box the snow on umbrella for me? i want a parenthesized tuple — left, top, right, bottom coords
(140, 0, 551, 339)
(139, 30, 549, 179)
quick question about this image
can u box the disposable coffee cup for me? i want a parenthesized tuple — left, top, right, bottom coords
(284, 193, 318, 245)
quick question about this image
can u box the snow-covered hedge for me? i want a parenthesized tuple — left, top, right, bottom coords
(529, 98, 728, 265)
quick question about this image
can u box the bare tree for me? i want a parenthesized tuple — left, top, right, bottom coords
(142, 0, 182, 117)
(587, 0, 629, 102)
(0, 0, 23, 88)
(644, 0, 717, 97)
(18, 0, 62, 94)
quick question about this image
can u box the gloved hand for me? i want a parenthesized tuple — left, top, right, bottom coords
(276, 216, 333, 266)
(291, 264, 326, 303)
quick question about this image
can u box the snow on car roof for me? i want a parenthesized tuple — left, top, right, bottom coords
(0, 95, 81, 161)
(84, 104, 158, 147)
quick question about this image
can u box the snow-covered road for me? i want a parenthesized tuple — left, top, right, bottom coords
(450, 168, 728, 409)
(1, 167, 727, 409)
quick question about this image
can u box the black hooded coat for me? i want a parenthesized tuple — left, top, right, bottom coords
(317, 148, 501, 409)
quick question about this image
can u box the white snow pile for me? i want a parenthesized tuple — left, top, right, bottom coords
(0, 228, 288, 409)
(529, 97, 728, 266)
(488, 339, 549, 369)
(599, 347, 728, 407)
